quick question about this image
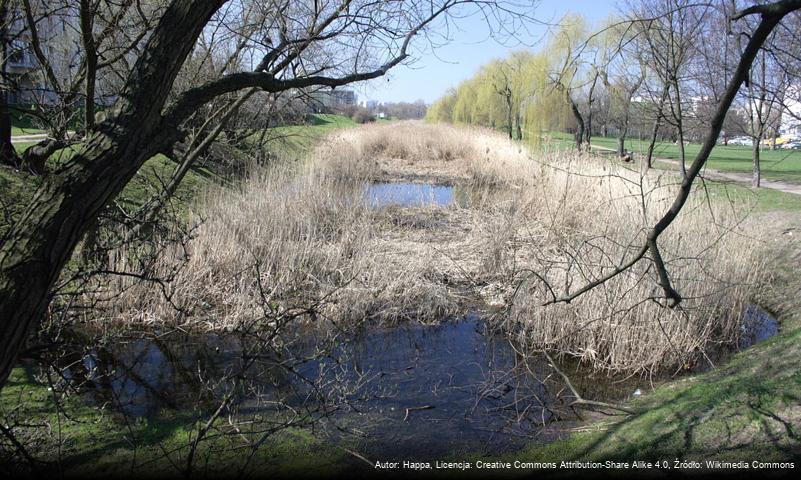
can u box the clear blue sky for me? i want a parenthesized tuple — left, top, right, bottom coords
(358, 0, 619, 104)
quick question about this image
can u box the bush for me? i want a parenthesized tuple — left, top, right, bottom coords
(350, 106, 375, 124)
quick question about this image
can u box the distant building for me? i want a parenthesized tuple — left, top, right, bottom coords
(3, 2, 125, 107)
(308, 89, 357, 112)
(358, 99, 378, 110)
(5, 38, 38, 104)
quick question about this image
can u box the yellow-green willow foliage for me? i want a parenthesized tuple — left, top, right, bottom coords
(427, 48, 570, 145)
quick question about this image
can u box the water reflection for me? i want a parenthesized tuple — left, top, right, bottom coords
(50, 305, 779, 459)
(740, 304, 779, 348)
(55, 317, 589, 458)
(364, 182, 454, 207)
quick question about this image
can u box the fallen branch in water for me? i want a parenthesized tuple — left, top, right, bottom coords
(338, 446, 373, 466)
(403, 405, 434, 422)
(542, 351, 635, 415)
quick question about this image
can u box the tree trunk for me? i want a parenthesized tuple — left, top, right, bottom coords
(671, 77, 687, 178)
(0, 90, 14, 165)
(568, 95, 584, 152)
(752, 138, 761, 187)
(0, 0, 222, 390)
(80, 0, 98, 132)
(505, 92, 513, 139)
(585, 73, 599, 149)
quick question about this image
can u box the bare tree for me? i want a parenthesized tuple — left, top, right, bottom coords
(597, 20, 646, 157)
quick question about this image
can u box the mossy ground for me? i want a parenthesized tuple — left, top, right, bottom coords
(0, 366, 350, 477)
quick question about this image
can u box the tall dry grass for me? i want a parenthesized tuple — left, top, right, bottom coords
(92, 121, 771, 373)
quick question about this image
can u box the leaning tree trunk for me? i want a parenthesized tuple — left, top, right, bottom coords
(0, 0, 221, 390)
(646, 82, 671, 169)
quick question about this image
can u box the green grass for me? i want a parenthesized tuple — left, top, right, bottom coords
(1, 114, 358, 235)
(256, 113, 358, 158)
(0, 153, 216, 239)
(548, 131, 801, 184)
(540, 134, 801, 213)
(479, 326, 801, 473)
(11, 127, 45, 136)
(692, 178, 801, 212)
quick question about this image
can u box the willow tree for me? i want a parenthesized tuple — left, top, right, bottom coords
(427, 88, 458, 122)
(0, 0, 536, 390)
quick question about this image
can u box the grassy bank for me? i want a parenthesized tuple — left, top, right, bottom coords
(0, 114, 356, 235)
(0, 366, 351, 477)
(489, 318, 801, 471)
(547, 131, 801, 185)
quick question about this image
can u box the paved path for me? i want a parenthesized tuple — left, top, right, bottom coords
(589, 143, 801, 196)
(11, 133, 49, 144)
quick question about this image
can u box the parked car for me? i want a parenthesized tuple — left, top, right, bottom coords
(781, 140, 801, 150)
(727, 136, 753, 146)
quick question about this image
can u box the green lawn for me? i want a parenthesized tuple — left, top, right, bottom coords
(547, 132, 801, 184)
(254, 113, 359, 157)
(11, 126, 45, 136)
(695, 178, 801, 212)
(540, 133, 801, 213)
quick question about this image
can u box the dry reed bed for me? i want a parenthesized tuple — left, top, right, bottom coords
(92, 121, 771, 373)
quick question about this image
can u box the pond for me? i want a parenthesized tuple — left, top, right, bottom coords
(56, 316, 611, 459)
(51, 306, 779, 461)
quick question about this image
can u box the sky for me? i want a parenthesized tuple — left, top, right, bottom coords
(358, 0, 620, 105)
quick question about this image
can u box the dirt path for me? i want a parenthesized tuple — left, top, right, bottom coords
(589, 143, 801, 196)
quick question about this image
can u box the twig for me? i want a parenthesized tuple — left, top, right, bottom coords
(403, 405, 434, 422)
(542, 351, 635, 415)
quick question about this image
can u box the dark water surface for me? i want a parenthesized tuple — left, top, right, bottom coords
(54, 306, 779, 460)
(740, 304, 780, 348)
(58, 317, 589, 458)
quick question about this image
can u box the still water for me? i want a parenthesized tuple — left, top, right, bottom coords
(55, 306, 778, 459)
(364, 182, 455, 207)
